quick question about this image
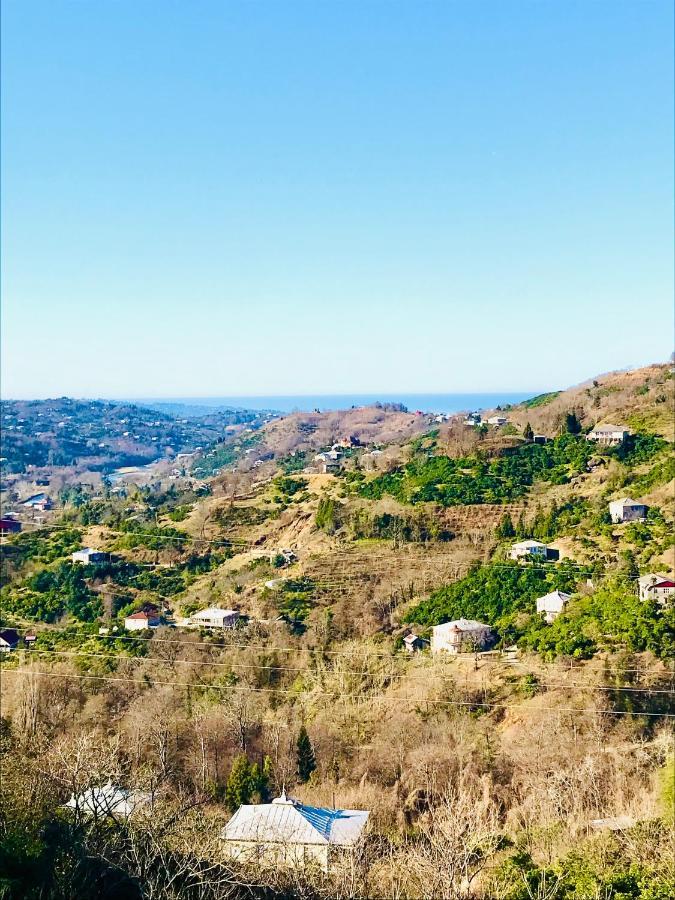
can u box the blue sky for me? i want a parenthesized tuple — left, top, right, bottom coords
(2, 0, 673, 399)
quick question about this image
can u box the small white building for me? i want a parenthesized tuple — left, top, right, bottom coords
(609, 497, 648, 524)
(587, 424, 630, 445)
(638, 574, 675, 604)
(510, 539, 548, 561)
(535, 590, 572, 623)
(190, 607, 240, 629)
(64, 782, 150, 819)
(431, 619, 493, 655)
(71, 547, 107, 565)
(487, 415, 508, 426)
(402, 633, 426, 653)
(221, 791, 369, 872)
(124, 610, 161, 630)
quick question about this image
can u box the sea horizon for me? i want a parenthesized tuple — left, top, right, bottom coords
(131, 391, 537, 415)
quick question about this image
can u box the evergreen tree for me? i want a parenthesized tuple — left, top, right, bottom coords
(226, 754, 256, 810)
(523, 422, 534, 442)
(495, 513, 515, 539)
(565, 412, 582, 435)
(296, 726, 316, 783)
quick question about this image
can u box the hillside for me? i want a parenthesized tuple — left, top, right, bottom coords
(0, 362, 673, 899)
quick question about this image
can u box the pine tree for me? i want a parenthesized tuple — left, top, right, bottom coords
(523, 422, 534, 442)
(226, 754, 256, 810)
(495, 513, 515, 539)
(296, 726, 316, 783)
(565, 411, 582, 435)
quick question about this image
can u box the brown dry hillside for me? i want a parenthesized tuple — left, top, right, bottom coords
(502, 362, 674, 439)
(253, 405, 433, 456)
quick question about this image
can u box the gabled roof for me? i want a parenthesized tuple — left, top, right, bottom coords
(433, 618, 491, 633)
(222, 793, 369, 847)
(64, 782, 149, 818)
(536, 590, 571, 607)
(125, 611, 157, 621)
(611, 497, 643, 506)
(512, 539, 546, 548)
(591, 424, 627, 432)
(191, 607, 238, 619)
(638, 574, 675, 589)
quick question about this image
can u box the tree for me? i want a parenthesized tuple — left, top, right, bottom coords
(564, 412, 582, 435)
(296, 726, 316, 783)
(523, 422, 534, 442)
(225, 754, 256, 810)
(495, 513, 515, 540)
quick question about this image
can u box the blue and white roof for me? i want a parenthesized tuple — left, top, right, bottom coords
(222, 791, 369, 847)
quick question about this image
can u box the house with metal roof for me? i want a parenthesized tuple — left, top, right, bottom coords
(608, 497, 648, 524)
(221, 790, 369, 871)
(535, 590, 572, 623)
(431, 619, 494, 655)
(587, 424, 630, 445)
(63, 782, 150, 820)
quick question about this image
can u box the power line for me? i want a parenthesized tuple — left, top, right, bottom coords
(3, 668, 673, 718)
(8, 648, 674, 694)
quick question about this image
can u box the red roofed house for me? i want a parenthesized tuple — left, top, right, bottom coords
(638, 574, 675, 605)
(124, 610, 161, 631)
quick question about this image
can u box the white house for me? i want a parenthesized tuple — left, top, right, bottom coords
(189, 607, 240, 629)
(609, 498, 648, 524)
(221, 790, 369, 872)
(487, 415, 508, 426)
(638, 574, 675, 604)
(64, 782, 150, 820)
(510, 539, 548, 561)
(124, 610, 161, 630)
(431, 619, 494, 655)
(402, 633, 426, 653)
(71, 547, 107, 565)
(587, 424, 630, 445)
(535, 590, 572, 623)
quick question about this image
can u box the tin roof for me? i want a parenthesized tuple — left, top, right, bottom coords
(222, 792, 369, 847)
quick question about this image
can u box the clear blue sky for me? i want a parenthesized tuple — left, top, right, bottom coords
(2, 0, 673, 399)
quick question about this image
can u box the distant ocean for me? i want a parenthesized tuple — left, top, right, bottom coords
(136, 392, 534, 415)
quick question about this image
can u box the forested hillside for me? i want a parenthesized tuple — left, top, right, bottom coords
(0, 363, 673, 899)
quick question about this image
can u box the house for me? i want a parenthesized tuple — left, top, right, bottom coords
(402, 633, 426, 653)
(189, 607, 240, 629)
(270, 548, 297, 567)
(609, 497, 648, 524)
(638, 574, 675, 604)
(64, 782, 150, 819)
(0, 517, 21, 535)
(431, 619, 494, 655)
(124, 610, 161, 631)
(22, 493, 52, 511)
(487, 415, 508, 426)
(586, 424, 630, 445)
(221, 790, 369, 872)
(510, 539, 548, 561)
(0, 629, 20, 653)
(536, 590, 572, 623)
(71, 547, 107, 565)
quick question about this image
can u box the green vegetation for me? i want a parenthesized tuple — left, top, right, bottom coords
(354, 431, 666, 508)
(296, 726, 317, 783)
(521, 390, 561, 408)
(520, 581, 675, 661)
(225, 754, 271, 810)
(405, 562, 579, 643)
(1, 562, 101, 623)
